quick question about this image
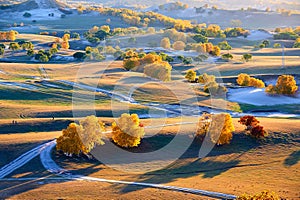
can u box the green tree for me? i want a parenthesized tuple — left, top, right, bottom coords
(9, 42, 20, 51)
(242, 53, 252, 62)
(192, 34, 208, 43)
(27, 49, 34, 57)
(221, 53, 233, 60)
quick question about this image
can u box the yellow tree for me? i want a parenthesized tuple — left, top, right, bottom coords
(197, 113, 234, 145)
(100, 25, 110, 33)
(185, 69, 197, 82)
(172, 41, 186, 50)
(160, 37, 171, 49)
(79, 115, 106, 152)
(266, 75, 298, 95)
(111, 113, 145, 148)
(56, 115, 106, 156)
(56, 123, 86, 156)
(144, 61, 172, 82)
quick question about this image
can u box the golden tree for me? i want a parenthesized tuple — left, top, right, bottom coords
(160, 37, 171, 49)
(56, 123, 86, 156)
(172, 41, 186, 50)
(185, 69, 197, 82)
(237, 73, 265, 88)
(198, 73, 215, 84)
(266, 75, 298, 95)
(111, 113, 145, 148)
(56, 115, 106, 156)
(197, 113, 234, 145)
(79, 115, 106, 152)
(144, 61, 172, 82)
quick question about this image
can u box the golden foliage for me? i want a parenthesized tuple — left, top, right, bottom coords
(56, 115, 105, 156)
(237, 73, 265, 88)
(111, 113, 145, 148)
(160, 37, 171, 49)
(172, 41, 186, 50)
(197, 113, 235, 145)
(198, 73, 215, 84)
(144, 61, 172, 82)
(0, 30, 17, 41)
(185, 69, 197, 82)
(266, 75, 298, 95)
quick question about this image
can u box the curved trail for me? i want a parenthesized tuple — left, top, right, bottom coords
(39, 140, 236, 199)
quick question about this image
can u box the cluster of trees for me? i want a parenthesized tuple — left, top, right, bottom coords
(185, 70, 227, 95)
(274, 27, 300, 40)
(158, 2, 188, 11)
(236, 73, 265, 88)
(33, 48, 58, 62)
(266, 75, 298, 95)
(57, 115, 106, 156)
(196, 113, 235, 145)
(0, 30, 17, 41)
(193, 25, 249, 39)
(52, 33, 70, 50)
(123, 50, 172, 81)
(111, 113, 145, 148)
(254, 40, 270, 49)
(224, 27, 250, 38)
(238, 116, 268, 138)
(57, 114, 146, 156)
(91, 7, 193, 31)
(84, 25, 110, 43)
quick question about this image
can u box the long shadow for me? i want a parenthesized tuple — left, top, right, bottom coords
(284, 150, 300, 166)
(0, 120, 73, 134)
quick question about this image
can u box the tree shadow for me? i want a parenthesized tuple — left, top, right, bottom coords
(0, 120, 73, 134)
(284, 150, 300, 166)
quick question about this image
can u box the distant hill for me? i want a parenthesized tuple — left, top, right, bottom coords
(0, 0, 69, 11)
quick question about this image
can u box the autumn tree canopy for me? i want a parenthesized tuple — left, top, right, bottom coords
(111, 113, 145, 148)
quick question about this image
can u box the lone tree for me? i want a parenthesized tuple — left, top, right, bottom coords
(242, 53, 252, 62)
(185, 69, 197, 82)
(111, 113, 145, 148)
(160, 37, 171, 49)
(266, 75, 298, 95)
(238, 115, 268, 138)
(197, 113, 235, 145)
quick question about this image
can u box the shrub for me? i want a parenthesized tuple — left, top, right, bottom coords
(204, 81, 228, 95)
(73, 52, 87, 60)
(266, 75, 298, 95)
(198, 73, 215, 84)
(273, 43, 281, 48)
(237, 73, 265, 88)
(111, 113, 145, 148)
(23, 12, 32, 18)
(221, 53, 233, 60)
(237, 190, 280, 200)
(197, 113, 235, 145)
(185, 69, 197, 82)
(218, 41, 232, 50)
(238, 115, 268, 138)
